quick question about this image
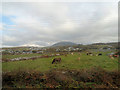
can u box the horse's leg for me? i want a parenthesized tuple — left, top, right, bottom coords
(52, 59, 55, 64)
(52, 61, 54, 64)
(57, 60, 59, 64)
(55, 61, 57, 64)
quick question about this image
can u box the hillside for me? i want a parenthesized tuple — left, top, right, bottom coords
(51, 41, 77, 47)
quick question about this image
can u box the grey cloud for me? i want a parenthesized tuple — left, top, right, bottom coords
(2, 2, 118, 47)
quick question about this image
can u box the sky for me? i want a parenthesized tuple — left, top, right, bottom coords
(0, 1, 118, 47)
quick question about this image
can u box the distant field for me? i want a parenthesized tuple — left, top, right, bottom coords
(2, 52, 118, 72)
(2, 53, 42, 59)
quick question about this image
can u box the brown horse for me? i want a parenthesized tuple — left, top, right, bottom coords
(31, 57, 37, 60)
(52, 58, 61, 64)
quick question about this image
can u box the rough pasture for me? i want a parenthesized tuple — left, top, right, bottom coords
(2, 52, 118, 72)
(3, 68, 120, 88)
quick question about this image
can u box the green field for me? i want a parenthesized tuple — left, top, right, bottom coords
(2, 52, 118, 72)
(2, 53, 42, 59)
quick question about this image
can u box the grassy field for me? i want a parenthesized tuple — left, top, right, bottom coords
(2, 51, 118, 72)
(2, 53, 42, 59)
(2, 51, 120, 88)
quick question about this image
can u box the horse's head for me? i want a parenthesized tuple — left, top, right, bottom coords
(52, 59, 55, 64)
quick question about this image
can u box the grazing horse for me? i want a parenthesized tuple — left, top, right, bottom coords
(65, 54, 67, 57)
(31, 57, 37, 60)
(98, 53, 102, 56)
(113, 55, 119, 58)
(71, 53, 74, 55)
(52, 58, 61, 64)
(78, 57, 80, 60)
(109, 55, 114, 59)
(87, 52, 93, 56)
(78, 53, 81, 55)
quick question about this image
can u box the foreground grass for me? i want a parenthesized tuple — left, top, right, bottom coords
(2, 52, 118, 72)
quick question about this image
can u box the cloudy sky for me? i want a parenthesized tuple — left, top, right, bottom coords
(1, 1, 118, 47)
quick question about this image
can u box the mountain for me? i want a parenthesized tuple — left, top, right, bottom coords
(52, 41, 77, 47)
